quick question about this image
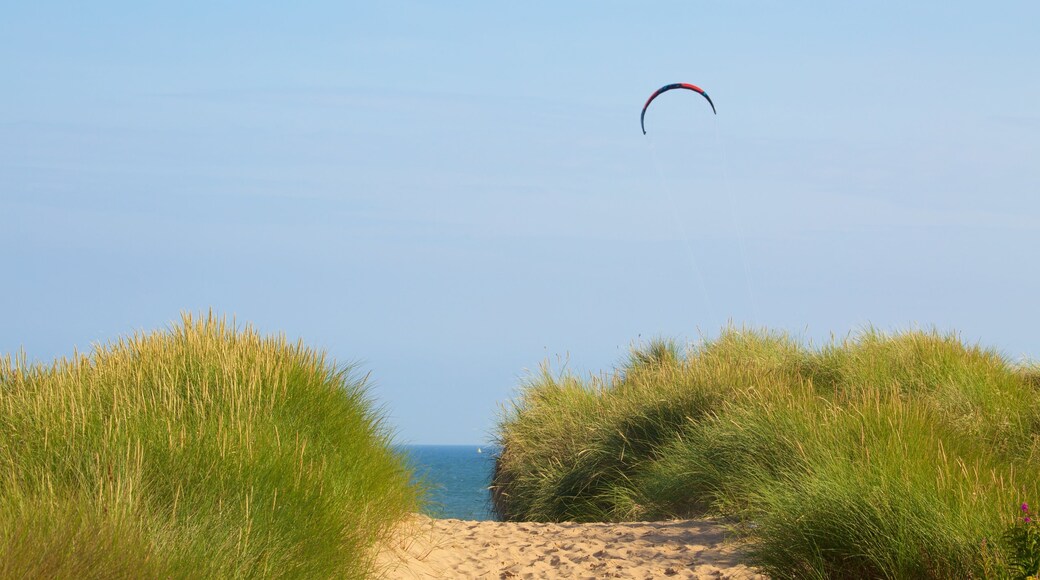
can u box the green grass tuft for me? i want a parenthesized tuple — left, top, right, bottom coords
(0, 312, 422, 579)
(492, 327, 1040, 578)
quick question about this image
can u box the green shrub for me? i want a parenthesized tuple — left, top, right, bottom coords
(1002, 503, 1040, 579)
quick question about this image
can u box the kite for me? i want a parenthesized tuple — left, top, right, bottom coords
(640, 83, 716, 134)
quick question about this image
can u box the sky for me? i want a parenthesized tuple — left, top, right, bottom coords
(3, 2, 1038, 444)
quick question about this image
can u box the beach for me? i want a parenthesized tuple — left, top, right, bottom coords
(376, 515, 766, 579)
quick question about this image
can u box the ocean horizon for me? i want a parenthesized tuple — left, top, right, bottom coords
(401, 444, 498, 521)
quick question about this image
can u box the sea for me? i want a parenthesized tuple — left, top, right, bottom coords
(400, 445, 498, 521)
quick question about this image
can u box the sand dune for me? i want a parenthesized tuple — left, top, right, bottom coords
(376, 515, 766, 579)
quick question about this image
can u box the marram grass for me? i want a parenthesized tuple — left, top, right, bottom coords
(492, 328, 1040, 579)
(0, 312, 421, 579)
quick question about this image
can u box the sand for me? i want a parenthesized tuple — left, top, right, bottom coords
(376, 515, 767, 579)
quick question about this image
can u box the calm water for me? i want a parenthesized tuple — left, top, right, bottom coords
(401, 445, 497, 521)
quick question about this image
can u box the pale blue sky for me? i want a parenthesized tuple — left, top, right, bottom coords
(3, 2, 1038, 443)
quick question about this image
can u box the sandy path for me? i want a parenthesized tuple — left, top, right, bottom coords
(376, 515, 767, 579)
